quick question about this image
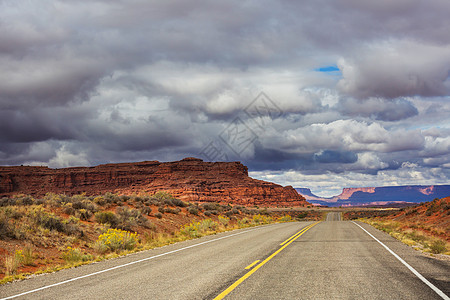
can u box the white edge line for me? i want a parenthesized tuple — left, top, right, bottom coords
(1, 226, 270, 300)
(352, 221, 449, 300)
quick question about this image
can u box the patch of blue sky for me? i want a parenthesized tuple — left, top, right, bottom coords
(316, 65, 340, 73)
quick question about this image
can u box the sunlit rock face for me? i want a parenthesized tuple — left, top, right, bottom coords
(0, 158, 308, 207)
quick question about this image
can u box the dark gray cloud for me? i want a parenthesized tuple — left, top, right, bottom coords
(1, 0, 449, 196)
(338, 98, 419, 121)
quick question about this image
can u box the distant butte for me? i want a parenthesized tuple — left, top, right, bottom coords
(0, 158, 308, 207)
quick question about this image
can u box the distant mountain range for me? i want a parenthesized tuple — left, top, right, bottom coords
(296, 185, 450, 207)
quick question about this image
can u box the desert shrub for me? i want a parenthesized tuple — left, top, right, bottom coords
(238, 217, 250, 227)
(172, 198, 188, 207)
(218, 215, 229, 227)
(429, 240, 447, 254)
(252, 214, 272, 225)
(150, 191, 176, 205)
(260, 208, 270, 216)
(76, 209, 93, 221)
(180, 222, 201, 238)
(71, 199, 97, 213)
(154, 212, 163, 219)
(231, 208, 240, 215)
(187, 206, 199, 215)
(31, 209, 79, 235)
(0, 197, 14, 207)
(15, 195, 35, 206)
(62, 203, 75, 215)
(199, 219, 218, 231)
(0, 213, 15, 239)
(102, 192, 121, 205)
(165, 207, 181, 214)
(278, 215, 292, 222)
(93, 196, 107, 206)
(95, 211, 119, 227)
(181, 219, 218, 238)
(134, 202, 144, 210)
(62, 247, 92, 263)
(22, 245, 34, 266)
(224, 211, 233, 218)
(405, 231, 427, 243)
(163, 198, 174, 206)
(43, 193, 70, 207)
(158, 207, 166, 214)
(4, 251, 22, 276)
(204, 211, 212, 217)
(120, 195, 130, 202)
(141, 206, 152, 216)
(202, 203, 219, 211)
(296, 212, 308, 219)
(2, 206, 24, 219)
(116, 206, 149, 230)
(95, 228, 138, 253)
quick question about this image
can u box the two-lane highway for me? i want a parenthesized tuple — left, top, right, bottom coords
(1, 215, 449, 299)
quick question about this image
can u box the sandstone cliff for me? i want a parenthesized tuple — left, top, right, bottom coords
(0, 158, 307, 207)
(296, 185, 450, 207)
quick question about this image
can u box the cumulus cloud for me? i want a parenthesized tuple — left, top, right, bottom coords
(0, 0, 449, 195)
(338, 97, 418, 121)
(337, 40, 450, 99)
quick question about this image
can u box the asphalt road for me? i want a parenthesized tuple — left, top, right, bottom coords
(1, 215, 449, 299)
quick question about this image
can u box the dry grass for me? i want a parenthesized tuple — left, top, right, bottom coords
(1, 192, 308, 284)
(361, 218, 449, 255)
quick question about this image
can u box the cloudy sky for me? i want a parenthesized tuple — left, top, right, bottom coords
(1, 0, 450, 196)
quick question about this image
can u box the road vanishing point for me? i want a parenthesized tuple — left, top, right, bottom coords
(1, 212, 449, 299)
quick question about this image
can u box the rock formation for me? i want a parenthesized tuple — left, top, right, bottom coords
(0, 158, 307, 207)
(296, 185, 450, 207)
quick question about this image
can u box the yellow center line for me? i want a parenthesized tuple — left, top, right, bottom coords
(279, 222, 316, 246)
(214, 221, 320, 300)
(244, 260, 260, 270)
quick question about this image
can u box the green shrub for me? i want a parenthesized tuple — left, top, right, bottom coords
(231, 208, 240, 215)
(31, 209, 79, 235)
(429, 240, 447, 254)
(252, 214, 272, 225)
(151, 191, 176, 205)
(93, 196, 107, 206)
(62, 247, 92, 263)
(154, 212, 163, 219)
(76, 209, 93, 221)
(278, 215, 292, 222)
(180, 219, 218, 238)
(172, 198, 188, 207)
(16, 196, 34, 206)
(218, 215, 230, 227)
(95, 211, 119, 227)
(165, 207, 180, 214)
(116, 206, 149, 230)
(141, 206, 152, 216)
(238, 217, 250, 227)
(95, 228, 139, 253)
(202, 203, 219, 211)
(187, 206, 199, 215)
(199, 219, 218, 231)
(0, 212, 15, 239)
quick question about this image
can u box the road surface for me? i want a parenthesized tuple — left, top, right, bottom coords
(1, 215, 449, 299)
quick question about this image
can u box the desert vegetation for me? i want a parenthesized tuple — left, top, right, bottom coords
(352, 197, 449, 256)
(0, 192, 318, 284)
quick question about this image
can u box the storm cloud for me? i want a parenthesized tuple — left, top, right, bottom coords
(1, 0, 449, 196)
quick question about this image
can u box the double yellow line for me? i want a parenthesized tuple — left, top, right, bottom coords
(214, 221, 320, 300)
(279, 222, 318, 246)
